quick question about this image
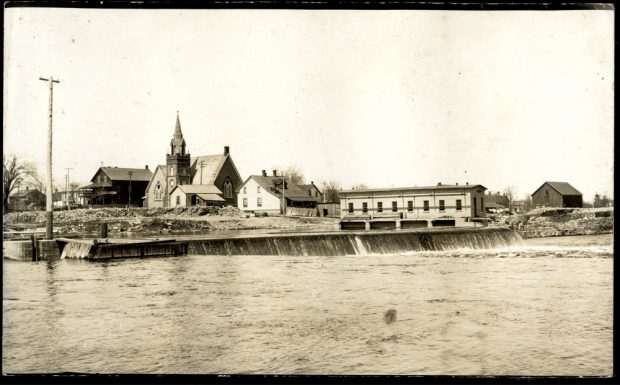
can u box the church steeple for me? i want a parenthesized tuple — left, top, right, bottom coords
(170, 111, 187, 155)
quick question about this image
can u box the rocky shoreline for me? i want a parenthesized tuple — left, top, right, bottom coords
(489, 207, 614, 239)
(3, 206, 613, 239)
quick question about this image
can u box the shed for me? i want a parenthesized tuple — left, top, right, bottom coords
(531, 181, 583, 208)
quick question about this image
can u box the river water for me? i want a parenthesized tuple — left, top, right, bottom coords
(2, 234, 613, 375)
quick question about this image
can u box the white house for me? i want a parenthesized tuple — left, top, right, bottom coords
(237, 170, 319, 216)
(339, 183, 488, 227)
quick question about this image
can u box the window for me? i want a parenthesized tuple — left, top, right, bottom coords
(423, 200, 429, 212)
(377, 202, 383, 213)
(348, 203, 354, 213)
(439, 200, 445, 211)
(176, 195, 181, 205)
(243, 198, 248, 208)
(544, 190, 550, 204)
(481, 197, 484, 211)
(224, 179, 233, 198)
(407, 201, 413, 211)
(456, 199, 462, 211)
(257, 186, 261, 193)
(362, 202, 368, 213)
(392, 201, 397, 212)
(257, 197, 262, 207)
(155, 183, 162, 200)
(243, 187, 247, 194)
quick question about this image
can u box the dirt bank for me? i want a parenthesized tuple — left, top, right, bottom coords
(3, 206, 340, 236)
(488, 207, 614, 238)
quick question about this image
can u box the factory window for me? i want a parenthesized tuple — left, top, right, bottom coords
(348, 203, 354, 214)
(456, 199, 462, 211)
(257, 186, 261, 193)
(243, 187, 247, 194)
(257, 197, 262, 207)
(407, 201, 413, 211)
(439, 200, 445, 211)
(362, 202, 368, 213)
(377, 202, 383, 213)
(392, 201, 397, 212)
(423, 200, 429, 211)
(243, 198, 248, 208)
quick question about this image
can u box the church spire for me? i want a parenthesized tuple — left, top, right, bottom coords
(170, 111, 187, 155)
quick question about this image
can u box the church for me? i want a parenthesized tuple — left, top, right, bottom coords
(143, 113, 243, 208)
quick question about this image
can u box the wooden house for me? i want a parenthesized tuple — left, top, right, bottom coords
(297, 182, 323, 202)
(236, 170, 319, 216)
(80, 166, 152, 206)
(531, 181, 583, 208)
(8, 187, 45, 211)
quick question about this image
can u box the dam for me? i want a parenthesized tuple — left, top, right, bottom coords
(33, 227, 523, 259)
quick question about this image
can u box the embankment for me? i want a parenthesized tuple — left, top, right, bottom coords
(490, 207, 614, 238)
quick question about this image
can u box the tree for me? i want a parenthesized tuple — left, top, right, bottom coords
(593, 193, 612, 208)
(3, 154, 36, 211)
(276, 164, 306, 185)
(503, 185, 517, 203)
(322, 180, 341, 203)
(351, 183, 368, 190)
(523, 194, 534, 212)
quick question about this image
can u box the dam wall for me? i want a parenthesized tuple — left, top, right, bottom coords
(186, 227, 522, 256)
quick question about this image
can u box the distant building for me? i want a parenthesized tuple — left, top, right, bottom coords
(237, 170, 319, 216)
(80, 166, 152, 206)
(8, 187, 45, 211)
(144, 113, 243, 208)
(485, 191, 510, 208)
(297, 182, 323, 202)
(339, 183, 488, 227)
(531, 181, 583, 208)
(511, 200, 526, 213)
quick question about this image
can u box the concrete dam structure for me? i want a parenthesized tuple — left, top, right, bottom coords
(186, 227, 522, 257)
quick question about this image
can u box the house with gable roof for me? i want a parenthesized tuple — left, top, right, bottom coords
(236, 170, 319, 216)
(80, 166, 152, 206)
(143, 112, 243, 208)
(531, 181, 583, 208)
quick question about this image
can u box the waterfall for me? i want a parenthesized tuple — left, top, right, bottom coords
(60, 242, 93, 259)
(186, 228, 523, 256)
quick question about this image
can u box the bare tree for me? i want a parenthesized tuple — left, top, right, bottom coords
(3, 154, 36, 210)
(351, 183, 369, 190)
(322, 180, 341, 203)
(275, 164, 306, 185)
(503, 185, 517, 203)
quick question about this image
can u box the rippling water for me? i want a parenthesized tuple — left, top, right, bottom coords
(3, 234, 613, 375)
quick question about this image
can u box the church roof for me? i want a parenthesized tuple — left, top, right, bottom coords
(190, 155, 227, 185)
(172, 184, 223, 195)
(170, 112, 186, 151)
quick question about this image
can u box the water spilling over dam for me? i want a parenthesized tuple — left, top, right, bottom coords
(186, 227, 522, 256)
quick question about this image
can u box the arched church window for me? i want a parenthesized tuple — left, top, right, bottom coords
(224, 178, 233, 198)
(155, 183, 162, 200)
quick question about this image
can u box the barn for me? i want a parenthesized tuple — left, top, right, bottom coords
(531, 181, 583, 208)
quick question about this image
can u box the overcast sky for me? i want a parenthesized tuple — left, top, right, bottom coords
(3, 8, 614, 201)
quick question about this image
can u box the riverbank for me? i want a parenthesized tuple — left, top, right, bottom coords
(2, 206, 340, 236)
(488, 207, 614, 238)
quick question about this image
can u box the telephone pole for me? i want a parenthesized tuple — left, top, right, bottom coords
(40, 76, 60, 239)
(65, 167, 73, 210)
(128, 171, 133, 205)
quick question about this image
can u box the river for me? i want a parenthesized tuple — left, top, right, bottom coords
(2, 234, 613, 375)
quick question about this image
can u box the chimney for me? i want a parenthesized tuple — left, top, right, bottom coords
(262, 170, 267, 176)
(224, 146, 230, 155)
(145, 165, 149, 170)
(311, 181, 314, 185)
(273, 170, 277, 177)
(437, 182, 442, 186)
(466, 182, 469, 185)
(455, 182, 458, 186)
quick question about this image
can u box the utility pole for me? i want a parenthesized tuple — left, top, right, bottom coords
(65, 167, 73, 210)
(40, 76, 59, 239)
(128, 171, 133, 205)
(281, 173, 286, 216)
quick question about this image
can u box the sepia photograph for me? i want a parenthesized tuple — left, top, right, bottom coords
(2, 2, 614, 378)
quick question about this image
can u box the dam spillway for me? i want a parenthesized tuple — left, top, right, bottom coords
(185, 227, 522, 256)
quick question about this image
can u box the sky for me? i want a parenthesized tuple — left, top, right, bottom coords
(3, 8, 614, 201)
